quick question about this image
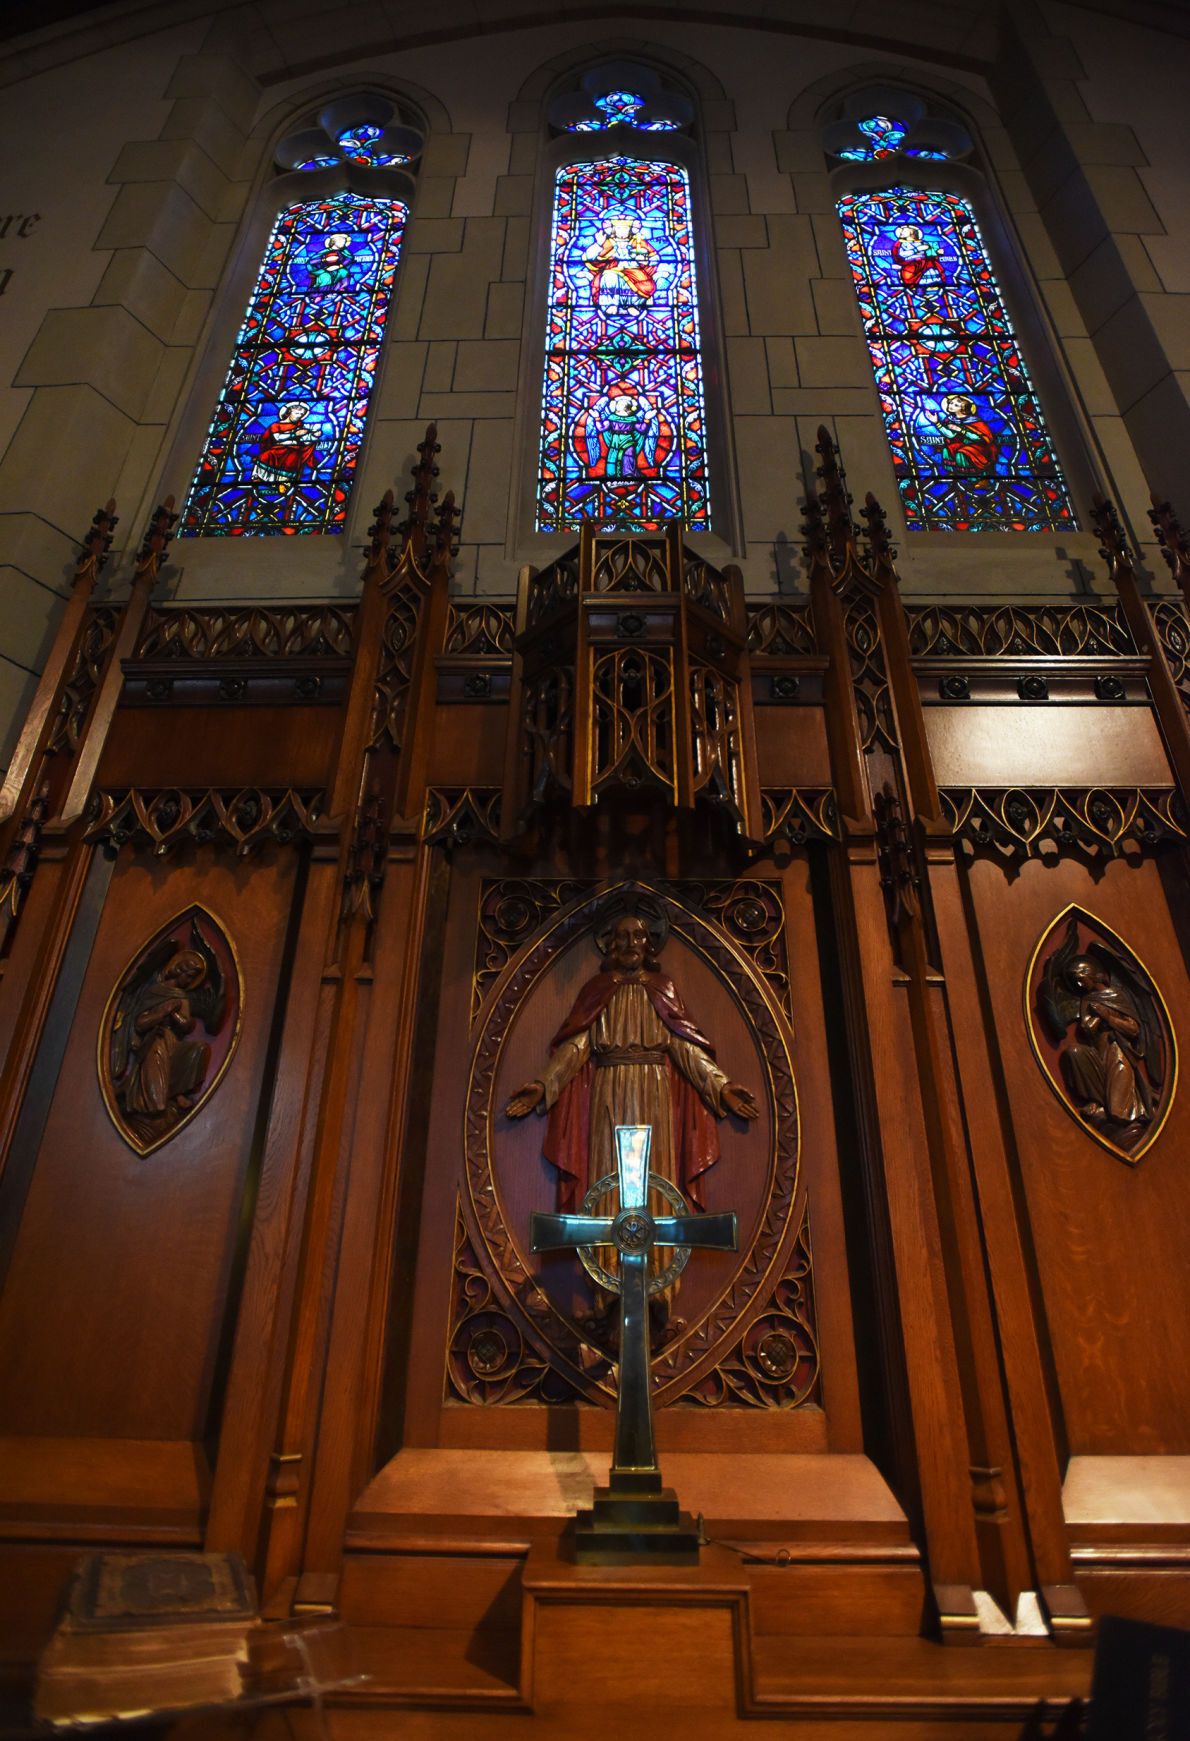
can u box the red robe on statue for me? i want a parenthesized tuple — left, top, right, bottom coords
(541, 969, 724, 1214)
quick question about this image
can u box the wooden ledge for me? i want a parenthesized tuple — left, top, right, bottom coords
(349, 1450, 912, 1548)
(1064, 1455, 1190, 1546)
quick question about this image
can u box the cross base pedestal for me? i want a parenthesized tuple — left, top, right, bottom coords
(575, 1483, 701, 1565)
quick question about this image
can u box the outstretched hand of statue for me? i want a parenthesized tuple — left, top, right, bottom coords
(506, 1081, 545, 1119)
(722, 1082, 760, 1120)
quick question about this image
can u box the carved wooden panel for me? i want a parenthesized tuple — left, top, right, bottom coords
(960, 854, 1190, 1454)
(0, 846, 299, 1445)
(942, 786, 1187, 861)
(98, 905, 242, 1157)
(457, 881, 809, 1412)
(906, 603, 1134, 660)
(1025, 905, 1176, 1164)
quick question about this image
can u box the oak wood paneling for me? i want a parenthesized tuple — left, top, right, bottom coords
(927, 703, 1171, 787)
(97, 707, 337, 791)
(965, 853, 1190, 1454)
(0, 846, 298, 1444)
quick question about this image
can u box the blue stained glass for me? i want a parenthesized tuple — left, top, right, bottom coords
(180, 194, 406, 536)
(537, 157, 710, 533)
(838, 115, 951, 162)
(597, 91, 644, 126)
(838, 187, 1076, 531)
(566, 92, 681, 132)
(295, 153, 340, 170)
(336, 122, 410, 167)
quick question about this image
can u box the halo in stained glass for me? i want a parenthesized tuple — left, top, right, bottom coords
(837, 186, 1077, 532)
(536, 156, 710, 533)
(180, 194, 406, 537)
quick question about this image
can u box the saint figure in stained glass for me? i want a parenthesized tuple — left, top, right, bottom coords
(837, 187, 1076, 532)
(537, 157, 709, 533)
(180, 193, 406, 536)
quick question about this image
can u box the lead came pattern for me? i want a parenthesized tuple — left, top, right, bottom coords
(837, 188, 1076, 532)
(181, 195, 407, 536)
(537, 158, 710, 533)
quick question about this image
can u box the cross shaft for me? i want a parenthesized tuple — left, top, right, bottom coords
(529, 1125, 736, 1555)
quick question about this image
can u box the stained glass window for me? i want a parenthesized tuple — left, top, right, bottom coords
(537, 156, 710, 533)
(837, 187, 1076, 531)
(836, 114, 948, 162)
(565, 92, 680, 132)
(180, 193, 406, 536)
(301, 123, 412, 168)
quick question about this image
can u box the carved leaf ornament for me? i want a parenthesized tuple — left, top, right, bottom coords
(98, 905, 242, 1157)
(1025, 904, 1177, 1165)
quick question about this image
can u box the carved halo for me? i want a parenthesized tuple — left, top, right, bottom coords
(1024, 902, 1178, 1165)
(97, 904, 243, 1157)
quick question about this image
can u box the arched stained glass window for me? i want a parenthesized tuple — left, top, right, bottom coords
(180, 192, 406, 536)
(838, 189, 1076, 532)
(536, 156, 710, 534)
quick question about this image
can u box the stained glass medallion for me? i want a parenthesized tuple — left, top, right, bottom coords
(837, 187, 1076, 532)
(180, 194, 406, 537)
(836, 114, 949, 161)
(566, 91, 680, 132)
(536, 156, 710, 533)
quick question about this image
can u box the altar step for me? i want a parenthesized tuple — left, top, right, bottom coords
(320, 1547, 1092, 1735)
(323, 1449, 1093, 1730)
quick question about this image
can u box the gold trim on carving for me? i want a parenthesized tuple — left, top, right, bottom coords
(96, 902, 245, 1159)
(1023, 902, 1178, 1166)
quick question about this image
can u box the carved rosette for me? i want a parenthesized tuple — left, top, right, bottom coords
(674, 1198, 819, 1408)
(98, 905, 242, 1157)
(458, 880, 807, 1408)
(445, 1206, 584, 1405)
(1025, 904, 1177, 1165)
(472, 879, 596, 1022)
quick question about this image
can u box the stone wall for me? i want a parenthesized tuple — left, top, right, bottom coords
(0, 0, 1187, 759)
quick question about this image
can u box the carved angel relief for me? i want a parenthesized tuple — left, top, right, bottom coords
(1026, 906, 1177, 1163)
(98, 906, 242, 1156)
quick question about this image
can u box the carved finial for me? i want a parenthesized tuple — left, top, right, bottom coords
(1149, 491, 1190, 589)
(342, 781, 386, 927)
(367, 490, 395, 571)
(801, 486, 829, 570)
(815, 425, 858, 571)
(133, 496, 178, 591)
(73, 499, 118, 591)
(401, 424, 441, 552)
(861, 492, 896, 567)
(433, 489, 457, 565)
(1089, 492, 1134, 578)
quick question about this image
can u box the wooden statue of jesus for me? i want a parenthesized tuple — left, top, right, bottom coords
(506, 911, 758, 1326)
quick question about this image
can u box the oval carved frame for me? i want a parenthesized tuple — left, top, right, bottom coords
(463, 878, 802, 1405)
(1024, 901, 1179, 1165)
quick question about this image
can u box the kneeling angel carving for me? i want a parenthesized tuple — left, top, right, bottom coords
(100, 907, 241, 1155)
(1030, 908, 1175, 1163)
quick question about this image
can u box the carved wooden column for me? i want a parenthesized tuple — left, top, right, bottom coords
(852, 459, 1084, 1640)
(0, 500, 117, 833)
(804, 430, 983, 1638)
(0, 500, 174, 1207)
(215, 431, 458, 1613)
(202, 490, 403, 1584)
(59, 499, 176, 825)
(1093, 494, 1190, 801)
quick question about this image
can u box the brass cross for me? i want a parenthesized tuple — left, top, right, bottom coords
(530, 1125, 737, 1560)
